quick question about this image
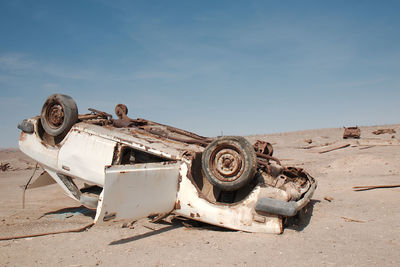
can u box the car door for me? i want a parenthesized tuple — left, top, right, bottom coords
(95, 161, 181, 222)
(57, 130, 116, 186)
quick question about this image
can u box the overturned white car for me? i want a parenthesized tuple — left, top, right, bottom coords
(18, 94, 316, 234)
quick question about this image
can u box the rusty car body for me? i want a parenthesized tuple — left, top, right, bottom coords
(18, 94, 317, 234)
(343, 126, 361, 139)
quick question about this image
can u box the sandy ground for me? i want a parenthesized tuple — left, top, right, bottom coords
(1, 125, 399, 266)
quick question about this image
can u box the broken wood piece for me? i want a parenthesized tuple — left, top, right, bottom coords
(341, 216, 366, 223)
(319, 144, 350, 154)
(143, 225, 157, 231)
(299, 145, 317, 150)
(0, 223, 94, 241)
(353, 184, 400, 191)
(181, 221, 194, 229)
(121, 220, 136, 229)
(150, 212, 170, 223)
(359, 146, 375, 150)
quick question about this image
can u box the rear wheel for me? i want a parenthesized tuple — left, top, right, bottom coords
(40, 94, 78, 137)
(202, 136, 257, 191)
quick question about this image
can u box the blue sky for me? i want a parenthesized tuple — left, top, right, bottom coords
(1, 0, 399, 147)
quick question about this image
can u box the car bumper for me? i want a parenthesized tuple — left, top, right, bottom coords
(255, 179, 317, 216)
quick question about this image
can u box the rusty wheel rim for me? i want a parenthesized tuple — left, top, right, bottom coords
(209, 144, 245, 182)
(115, 104, 128, 119)
(46, 103, 64, 129)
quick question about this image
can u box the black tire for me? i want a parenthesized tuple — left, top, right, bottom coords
(40, 94, 78, 137)
(201, 136, 257, 191)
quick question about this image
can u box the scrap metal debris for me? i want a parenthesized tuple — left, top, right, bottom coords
(372, 128, 396, 135)
(353, 184, 400, 191)
(319, 144, 350, 154)
(343, 127, 361, 139)
(0, 162, 10, 171)
(341, 216, 366, 223)
(121, 220, 136, 229)
(149, 213, 170, 223)
(253, 140, 274, 156)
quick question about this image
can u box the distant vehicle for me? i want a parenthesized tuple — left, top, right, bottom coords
(343, 126, 361, 139)
(18, 94, 316, 233)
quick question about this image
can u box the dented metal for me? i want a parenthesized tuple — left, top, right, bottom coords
(95, 162, 181, 223)
(18, 96, 317, 234)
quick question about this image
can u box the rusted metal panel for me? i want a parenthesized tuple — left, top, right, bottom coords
(253, 140, 273, 156)
(343, 126, 361, 139)
(372, 128, 396, 135)
(94, 162, 181, 223)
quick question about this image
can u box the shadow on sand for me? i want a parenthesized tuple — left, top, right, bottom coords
(109, 217, 235, 246)
(109, 200, 319, 245)
(37, 205, 96, 220)
(284, 199, 320, 232)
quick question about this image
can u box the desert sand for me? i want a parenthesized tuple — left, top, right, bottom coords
(1, 124, 399, 266)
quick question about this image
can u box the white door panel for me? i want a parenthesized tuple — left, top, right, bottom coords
(95, 162, 181, 222)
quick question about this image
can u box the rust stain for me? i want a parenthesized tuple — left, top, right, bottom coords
(40, 140, 49, 148)
(112, 143, 121, 164)
(253, 214, 266, 223)
(177, 172, 182, 191)
(174, 200, 181, 210)
(19, 132, 27, 142)
(62, 165, 70, 171)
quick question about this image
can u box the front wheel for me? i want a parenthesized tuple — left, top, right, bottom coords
(40, 94, 78, 137)
(201, 136, 257, 191)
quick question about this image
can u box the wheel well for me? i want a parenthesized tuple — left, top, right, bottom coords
(190, 152, 258, 204)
